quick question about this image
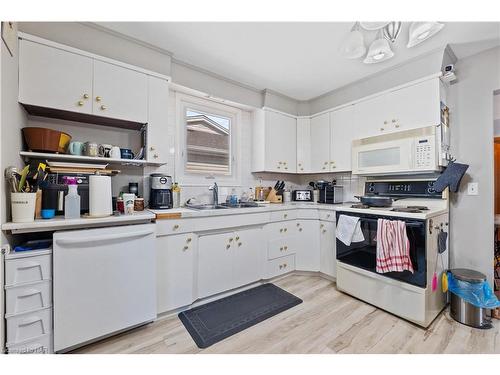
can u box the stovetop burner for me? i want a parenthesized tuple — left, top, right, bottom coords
(351, 204, 370, 209)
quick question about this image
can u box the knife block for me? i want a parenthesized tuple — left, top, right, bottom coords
(267, 188, 282, 203)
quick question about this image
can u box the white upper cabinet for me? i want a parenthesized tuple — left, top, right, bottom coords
(296, 118, 311, 173)
(310, 112, 331, 173)
(252, 109, 297, 173)
(146, 76, 169, 163)
(330, 105, 355, 172)
(19, 39, 93, 114)
(92, 60, 148, 123)
(354, 77, 442, 138)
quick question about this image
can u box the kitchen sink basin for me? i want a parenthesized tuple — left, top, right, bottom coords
(186, 204, 229, 210)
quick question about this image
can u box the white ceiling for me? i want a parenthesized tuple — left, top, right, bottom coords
(97, 22, 500, 101)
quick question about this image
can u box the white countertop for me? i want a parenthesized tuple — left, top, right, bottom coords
(2, 211, 156, 234)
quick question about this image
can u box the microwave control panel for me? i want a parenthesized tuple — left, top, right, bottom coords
(414, 136, 435, 169)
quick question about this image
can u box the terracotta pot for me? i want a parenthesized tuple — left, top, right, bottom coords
(22, 127, 71, 153)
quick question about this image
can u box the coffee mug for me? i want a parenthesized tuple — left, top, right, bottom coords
(99, 144, 113, 158)
(110, 146, 121, 159)
(68, 141, 84, 156)
(83, 142, 98, 157)
(120, 148, 135, 160)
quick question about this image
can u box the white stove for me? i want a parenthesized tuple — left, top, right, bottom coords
(335, 179, 449, 328)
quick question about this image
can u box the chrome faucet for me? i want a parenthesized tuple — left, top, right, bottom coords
(209, 182, 219, 206)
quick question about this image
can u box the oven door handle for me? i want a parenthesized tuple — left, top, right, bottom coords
(359, 217, 423, 228)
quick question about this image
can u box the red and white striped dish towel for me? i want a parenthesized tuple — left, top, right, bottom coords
(376, 219, 414, 274)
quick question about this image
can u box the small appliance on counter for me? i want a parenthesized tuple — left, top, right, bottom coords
(292, 190, 313, 202)
(318, 185, 343, 204)
(45, 173, 90, 214)
(149, 173, 173, 209)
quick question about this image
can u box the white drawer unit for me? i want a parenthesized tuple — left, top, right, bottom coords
(6, 333, 53, 354)
(156, 219, 195, 236)
(270, 210, 297, 222)
(6, 307, 53, 345)
(268, 237, 297, 260)
(319, 210, 335, 222)
(5, 253, 52, 286)
(5, 280, 52, 316)
(266, 255, 295, 279)
(266, 221, 294, 237)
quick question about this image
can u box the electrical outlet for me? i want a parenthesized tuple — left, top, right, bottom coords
(467, 182, 479, 196)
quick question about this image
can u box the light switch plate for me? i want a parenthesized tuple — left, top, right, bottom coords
(467, 182, 479, 195)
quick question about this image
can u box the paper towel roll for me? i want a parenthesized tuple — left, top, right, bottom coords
(89, 175, 112, 217)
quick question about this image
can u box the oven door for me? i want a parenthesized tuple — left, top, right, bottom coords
(336, 212, 426, 287)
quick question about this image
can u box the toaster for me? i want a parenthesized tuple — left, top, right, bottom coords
(292, 190, 313, 202)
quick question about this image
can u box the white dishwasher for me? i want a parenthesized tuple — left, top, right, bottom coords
(53, 223, 156, 352)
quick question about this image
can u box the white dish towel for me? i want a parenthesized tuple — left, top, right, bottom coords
(336, 214, 365, 246)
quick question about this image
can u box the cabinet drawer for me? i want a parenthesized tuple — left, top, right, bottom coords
(5, 280, 52, 316)
(268, 237, 297, 260)
(7, 333, 53, 354)
(5, 254, 52, 286)
(266, 221, 295, 238)
(270, 210, 297, 222)
(266, 255, 295, 279)
(319, 210, 335, 222)
(156, 219, 195, 236)
(7, 307, 53, 345)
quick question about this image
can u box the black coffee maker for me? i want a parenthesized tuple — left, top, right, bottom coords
(149, 173, 173, 209)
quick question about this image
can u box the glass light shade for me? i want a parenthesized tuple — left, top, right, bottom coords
(407, 22, 444, 48)
(340, 28, 366, 59)
(360, 22, 390, 31)
(383, 21, 402, 43)
(363, 35, 394, 64)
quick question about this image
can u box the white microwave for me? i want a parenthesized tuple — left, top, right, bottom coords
(352, 125, 450, 176)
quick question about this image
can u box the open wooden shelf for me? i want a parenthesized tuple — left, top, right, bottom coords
(20, 151, 166, 167)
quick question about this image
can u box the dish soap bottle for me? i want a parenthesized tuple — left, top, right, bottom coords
(64, 177, 81, 219)
(172, 182, 181, 208)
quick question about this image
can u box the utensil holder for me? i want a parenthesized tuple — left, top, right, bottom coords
(11, 193, 37, 223)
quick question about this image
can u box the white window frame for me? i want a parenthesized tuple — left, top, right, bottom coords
(175, 92, 242, 187)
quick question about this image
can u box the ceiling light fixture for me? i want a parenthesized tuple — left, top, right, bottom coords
(407, 22, 445, 48)
(339, 22, 367, 59)
(363, 30, 394, 64)
(383, 22, 402, 43)
(359, 22, 391, 31)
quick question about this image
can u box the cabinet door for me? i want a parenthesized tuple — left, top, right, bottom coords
(198, 231, 234, 299)
(296, 118, 311, 173)
(93, 60, 148, 123)
(388, 78, 441, 132)
(19, 39, 93, 114)
(156, 233, 196, 313)
(295, 220, 320, 271)
(147, 76, 169, 163)
(233, 227, 263, 287)
(353, 94, 389, 138)
(310, 113, 331, 172)
(265, 111, 297, 172)
(330, 105, 355, 172)
(320, 221, 336, 277)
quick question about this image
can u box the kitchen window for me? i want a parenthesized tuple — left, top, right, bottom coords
(176, 93, 242, 186)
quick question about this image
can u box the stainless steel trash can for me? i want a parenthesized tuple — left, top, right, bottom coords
(449, 268, 492, 329)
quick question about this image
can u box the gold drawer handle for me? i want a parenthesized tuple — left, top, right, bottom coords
(238, 242, 242, 247)
(229, 238, 234, 242)
(95, 96, 102, 102)
(235, 236, 240, 240)
(280, 247, 284, 251)
(284, 228, 288, 232)
(280, 229, 283, 233)
(183, 246, 189, 251)
(100, 105, 107, 110)
(77, 101, 84, 106)
(226, 244, 231, 249)
(83, 93, 89, 99)
(284, 214, 288, 218)
(186, 238, 192, 243)
(322, 229, 327, 233)
(284, 246, 288, 250)
(173, 224, 179, 230)
(299, 228, 303, 232)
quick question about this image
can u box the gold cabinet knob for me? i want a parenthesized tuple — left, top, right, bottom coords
(320, 224, 324, 228)
(229, 238, 234, 242)
(235, 236, 240, 241)
(280, 228, 283, 233)
(327, 214, 331, 218)
(322, 167, 326, 170)
(284, 263, 287, 268)
(173, 224, 179, 230)
(284, 214, 288, 218)
(238, 242, 242, 247)
(395, 124, 400, 128)
(95, 96, 102, 102)
(392, 119, 397, 123)
(183, 246, 189, 251)
(83, 94, 89, 99)
(300, 168, 304, 171)
(153, 154, 158, 159)
(384, 121, 388, 125)
(284, 167, 288, 170)
(299, 228, 303, 232)
(324, 161, 328, 165)
(323, 229, 327, 233)
(298, 163, 302, 166)
(296, 223, 300, 227)
(226, 244, 231, 249)
(280, 247, 284, 251)
(186, 238, 192, 243)
(277, 166, 281, 169)
(380, 128, 385, 131)
(284, 228, 287, 232)
(77, 101, 84, 106)
(100, 105, 107, 110)
(284, 246, 288, 250)
(150, 146, 155, 151)
(279, 264, 283, 269)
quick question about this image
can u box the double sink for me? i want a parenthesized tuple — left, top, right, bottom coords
(187, 202, 264, 210)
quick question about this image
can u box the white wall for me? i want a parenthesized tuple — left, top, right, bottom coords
(494, 93, 500, 136)
(448, 46, 500, 284)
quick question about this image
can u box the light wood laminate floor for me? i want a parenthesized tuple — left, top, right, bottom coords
(74, 274, 500, 354)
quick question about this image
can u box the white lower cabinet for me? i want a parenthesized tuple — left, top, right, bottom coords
(156, 233, 197, 313)
(295, 220, 320, 272)
(319, 220, 337, 278)
(198, 227, 263, 299)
